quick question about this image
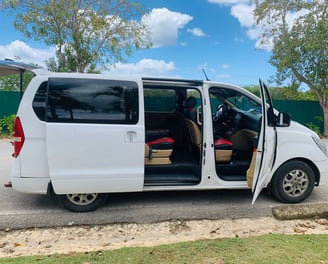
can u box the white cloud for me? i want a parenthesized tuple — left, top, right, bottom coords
(230, 4, 255, 28)
(108, 59, 175, 76)
(0, 40, 54, 66)
(227, 2, 312, 52)
(228, 3, 274, 50)
(208, 1, 271, 51)
(221, 64, 230, 70)
(286, 8, 310, 31)
(217, 73, 232, 79)
(142, 8, 193, 48)
(187, 27, 205, 37)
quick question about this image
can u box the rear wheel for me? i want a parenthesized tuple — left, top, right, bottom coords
(271, 160, 315, 203)
(57, 193, 108, 212)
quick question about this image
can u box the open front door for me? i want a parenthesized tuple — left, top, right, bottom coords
(251, 79, 277, 204)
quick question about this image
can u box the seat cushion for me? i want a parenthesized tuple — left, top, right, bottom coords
(214, 138, 233, 150)
(215, 138, 233, 162)
(147, 137, 175, 150)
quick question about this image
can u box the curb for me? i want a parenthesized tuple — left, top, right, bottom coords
(272, 203, 328, 220)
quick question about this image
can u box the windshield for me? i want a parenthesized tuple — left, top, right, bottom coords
(209, 87, 261, 113)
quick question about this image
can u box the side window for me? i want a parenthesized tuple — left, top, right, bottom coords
(144, 88, 176, 112)
(46, 78, 139, 124)
(32, 81, 47, 121)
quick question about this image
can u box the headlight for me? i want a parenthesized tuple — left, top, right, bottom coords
(312, 136, 328, 156)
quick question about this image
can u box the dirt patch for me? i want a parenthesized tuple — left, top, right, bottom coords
(1, 217, 328, 258)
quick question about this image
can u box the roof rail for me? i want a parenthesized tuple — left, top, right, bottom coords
(142, 77, 203, 87)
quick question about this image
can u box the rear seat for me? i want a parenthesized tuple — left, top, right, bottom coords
(214, 138, 233, 162)
(145, 136, 175, 165)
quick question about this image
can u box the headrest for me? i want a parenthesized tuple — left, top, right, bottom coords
(185, 96, 197, 108)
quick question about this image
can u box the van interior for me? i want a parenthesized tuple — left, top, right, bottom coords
(143, 79, 262, 187)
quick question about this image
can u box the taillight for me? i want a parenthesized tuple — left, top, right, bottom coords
(13, 117, 25, 158)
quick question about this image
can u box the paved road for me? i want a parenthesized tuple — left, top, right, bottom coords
(1, 139, 327, 230)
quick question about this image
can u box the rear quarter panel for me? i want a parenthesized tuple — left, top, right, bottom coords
(12, 76, 49, 180)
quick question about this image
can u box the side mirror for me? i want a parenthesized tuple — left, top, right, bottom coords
(277, 112, 291, 127)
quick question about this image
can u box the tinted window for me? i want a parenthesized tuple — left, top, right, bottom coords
(47, 78, 139, 124)
(32, 81, 47, 121)
(144, 88, 176, 112)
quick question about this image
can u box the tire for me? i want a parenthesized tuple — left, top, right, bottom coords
(56, 193, 108, 212)
(270, 160, 315, 203)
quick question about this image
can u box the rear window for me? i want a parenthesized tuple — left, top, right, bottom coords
(33, 78, 139, 124)
(32, 81, 47, 121)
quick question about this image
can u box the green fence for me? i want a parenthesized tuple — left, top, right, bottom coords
(0, 91, 21, 118)
(0, 91, 324, 133)
(273, 100, 323, 133)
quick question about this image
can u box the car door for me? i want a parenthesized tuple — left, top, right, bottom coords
(251, 79, 277, 204)
(46, 76, 145, 194)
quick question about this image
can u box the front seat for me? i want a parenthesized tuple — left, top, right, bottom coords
(183, 96, 202, 152)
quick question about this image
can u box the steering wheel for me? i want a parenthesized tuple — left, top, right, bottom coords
(213, 103, 227, 122)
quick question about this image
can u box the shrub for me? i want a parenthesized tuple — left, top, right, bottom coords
(306, 122, 322, 137)
(0, 114, 16, 136)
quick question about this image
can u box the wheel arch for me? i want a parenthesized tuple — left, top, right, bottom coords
(47, 181, 56, 199)
(273, 157, 320, 186)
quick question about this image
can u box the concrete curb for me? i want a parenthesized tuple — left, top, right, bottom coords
(272, 203, 328, 220)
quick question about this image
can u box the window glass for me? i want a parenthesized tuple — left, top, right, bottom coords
(47, 78, 139, 124)
(209, 87, 261, 114)
(32, 81, 47, 121)
(144, 88, 176, 112)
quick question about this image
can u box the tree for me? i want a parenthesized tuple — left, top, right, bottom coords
(244, 84, 317, 100)
(253, 0, 328, 135)
(1, 0, 151, 73)
(0, 73, 34, 91)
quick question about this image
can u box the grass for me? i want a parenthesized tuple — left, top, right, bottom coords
(1, 234, 328, 264)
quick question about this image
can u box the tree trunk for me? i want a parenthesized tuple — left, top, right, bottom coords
(323, 106, 328, 137)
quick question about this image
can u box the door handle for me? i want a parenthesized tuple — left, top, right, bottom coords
(126, 131, 137, 142)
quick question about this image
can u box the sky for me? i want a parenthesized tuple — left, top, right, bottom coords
(0, 0, 278, 87)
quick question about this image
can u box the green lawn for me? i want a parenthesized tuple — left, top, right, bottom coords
(1, 234, 328, 264)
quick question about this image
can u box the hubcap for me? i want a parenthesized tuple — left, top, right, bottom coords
(282, 169, 309, 197)
(66, 193, 98, 206)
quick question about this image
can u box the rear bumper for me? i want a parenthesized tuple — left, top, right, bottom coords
(11, 176, 49, 194)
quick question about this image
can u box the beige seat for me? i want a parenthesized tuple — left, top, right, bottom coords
(144, 137, 175, 165)
(144, 144, 173, 165)
(184, 118, 233, 162)
(184, 118, 202, 151)
(214, 138, 233, 162)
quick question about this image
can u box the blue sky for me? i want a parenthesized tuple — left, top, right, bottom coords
(0, 0, 277, 86)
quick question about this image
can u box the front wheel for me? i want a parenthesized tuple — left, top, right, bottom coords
(56, 193, 108, 212)
(270, 160, 315, 203)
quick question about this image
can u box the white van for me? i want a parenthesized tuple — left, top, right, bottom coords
(2, 61, 328, 212)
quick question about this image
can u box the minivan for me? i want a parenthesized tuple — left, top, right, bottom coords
(2, 60, 328, 212)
